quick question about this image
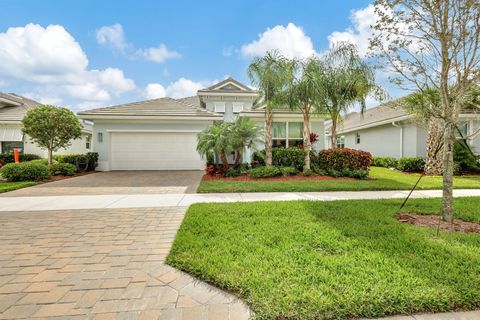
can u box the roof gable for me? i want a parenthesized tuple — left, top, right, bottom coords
(198, 77, 257, 94)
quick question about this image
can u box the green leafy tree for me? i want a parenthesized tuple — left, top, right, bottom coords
(284, 57, 325, 171)
(371, 0, 480, 222)
(22, 105, 82, 165)
(230, 117, 263, 165)
(197, 122, 232, 168)
(322, 43, 384, 149)
(248, 50, 291, 166)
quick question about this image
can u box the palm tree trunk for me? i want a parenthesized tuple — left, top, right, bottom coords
(441, 122, 454, 222)
(265, 105, 273, 166)
(330, 114, 338, 149)
(302, 106, 312, 171)
(234, 151, 242, 166)
(424, 119, 444, 175)
(220, 148, 229, 168)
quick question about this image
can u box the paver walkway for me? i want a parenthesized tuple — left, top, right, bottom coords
(1, 189, 479, 212)
(0, 207, 250, 319)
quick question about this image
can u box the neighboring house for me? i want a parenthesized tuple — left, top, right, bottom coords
(325, 103, 480, 158)
(0, 92, 93, 157)
(78, 77, 325, 171)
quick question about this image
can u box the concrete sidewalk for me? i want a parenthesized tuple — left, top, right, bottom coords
(1, 189, 479, 211)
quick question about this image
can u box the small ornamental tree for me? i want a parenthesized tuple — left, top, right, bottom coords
(22, 105, 82, 165)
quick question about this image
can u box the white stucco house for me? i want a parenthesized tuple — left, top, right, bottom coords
(78, 78, 325, 171)
(0, 92, 93, 157)
(325, 103, 480, 158)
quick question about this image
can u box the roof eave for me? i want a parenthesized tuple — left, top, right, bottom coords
(77, 114, 223, 121)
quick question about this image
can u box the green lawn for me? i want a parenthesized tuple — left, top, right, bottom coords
(197, 166, 480, 193)
(167, 197, 480, 320)
(0, 181, 37, 193)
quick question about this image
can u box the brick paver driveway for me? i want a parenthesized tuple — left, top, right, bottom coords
(1, 171, 204, 197)
(0, 207, 250, 319)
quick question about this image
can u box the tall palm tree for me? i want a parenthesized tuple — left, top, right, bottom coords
(284, 57, 325, 170)
(248, 50, 291, 166)
(230, 117, 263, 165)
(196, 122, 232, 168)
(321, 43, 385, 148)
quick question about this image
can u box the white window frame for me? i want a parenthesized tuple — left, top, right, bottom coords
(214, 102, 226, 113)
(232, 102, 244, 113)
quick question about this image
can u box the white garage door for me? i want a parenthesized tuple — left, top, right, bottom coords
(110, 132, 204, 170)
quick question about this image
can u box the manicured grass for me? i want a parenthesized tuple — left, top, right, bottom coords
(167, 197, 480, 319)
(0, 181, 37, 193)
(197, 166, 480, 193)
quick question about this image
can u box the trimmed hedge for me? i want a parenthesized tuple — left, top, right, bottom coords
(397, 157, 425, 172)
(0, 153, 41, 164)
(49, 163, 77, 176)
(317, 148, 372, 171)
(0, 162, 50, 181)
(454, 140, 480, 174)
(371, 156, 398, 168)
(252, 147, 305, 171)
(55, 152, 98, 172)
(280, 166, 297, 176)
(249, 166, 281, 179)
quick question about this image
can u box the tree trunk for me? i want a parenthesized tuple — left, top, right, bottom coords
(234, 151, 242, 166)
(47, 149, 53, 166)
(264, 106, 273, 166)
(330, 114, 338, 149)
(302, 107, 312, 171)
(220, 148, 229, 168)
(441, 122, 454, 223)
(424, 119, 444, 175)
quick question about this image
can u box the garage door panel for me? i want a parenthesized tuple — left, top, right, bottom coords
(110, 132, 204, 170)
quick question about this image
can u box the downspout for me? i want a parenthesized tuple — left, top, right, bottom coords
(392, 121, 403, 158)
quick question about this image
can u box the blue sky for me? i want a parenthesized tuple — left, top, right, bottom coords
(0, 0, 401, 111)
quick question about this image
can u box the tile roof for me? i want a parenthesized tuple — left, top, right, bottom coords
(0, 93, 41, 121)
(326, 101, 408, 134)
(78, 96, 220, 118)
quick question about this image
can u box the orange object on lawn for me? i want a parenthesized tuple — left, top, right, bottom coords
(13, 148, 20, 163)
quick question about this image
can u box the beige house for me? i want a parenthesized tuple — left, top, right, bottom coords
(325, 103, 480, 158)
(0, 93, 93, 157)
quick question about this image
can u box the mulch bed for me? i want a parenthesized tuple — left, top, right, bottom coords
(202, 174, 357, 182)
(397, 213, 480, 234)
(44, 171, 96, 183)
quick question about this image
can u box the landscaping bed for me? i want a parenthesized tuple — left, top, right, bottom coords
(202, 173, 356, 182)
(397, 213, 480, 233)
(167, 197, 480, 319)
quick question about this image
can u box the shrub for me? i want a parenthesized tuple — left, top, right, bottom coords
(56, 153, 98, 172)
(280, 166, 297, 176)
(303, 168, 313, 177)
(252, 148, 305, 171)
(317, 148, 372, 171)
(371, 156, 398, 168)
(225, 168, 243, 177)
(29, 159, 50, 166)
(0, 162, 50, 181)
(345, 169, 369, 179)
(313, 167, 328, 176)
(454, 140, 480, 174)
(0, 153, 41, 164)
(49, 163, 77, 176)
(205, 164, 228, 176)
(397, 157, 425, 172)
(326, 168, 343, 178)
(249, 166, 281, 179)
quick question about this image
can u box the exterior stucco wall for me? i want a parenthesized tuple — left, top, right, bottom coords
(91, 120, 214, 171)
(468, 119, 480, 154)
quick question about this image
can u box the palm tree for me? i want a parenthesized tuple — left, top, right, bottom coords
(284, 57, 325, 170)
(248, 50, 291, 166)
(321, 43, 385, 148)
(230, 117, 263, 165)
(196, 122, 232, 168)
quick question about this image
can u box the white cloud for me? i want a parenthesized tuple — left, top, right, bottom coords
(0, 23, 135, 106)
(96, 23, 128, 52)
(144, 83, 166, 99)
(241, 23, 317, 59)
(327, 5, 377, 57)
(136, 44, 181, 63)
(144, 78, 213, 99)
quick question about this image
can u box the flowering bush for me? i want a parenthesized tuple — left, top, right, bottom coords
(205, 164, 228, 176)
